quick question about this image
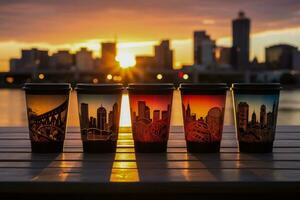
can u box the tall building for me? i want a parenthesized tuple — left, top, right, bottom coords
(153, 110, 160, 122)
(237, 102, 249, 131)
(145, 106, 150, 120)
(260, 105, 267, 127)
(138, 101, 146, 120)
(97, 106, 107, 130)
(80, 103, 89, 129)
(232, 11, 250, 69)
(251, 111, 257, 125)
(162, 110, 169, 120)
(50, 50, 74, 70)
(266, 44, 297, 69)
(154, 40, 173, 70)
(101, 42, 118, 70)
(267, 112, 273, 129)
(193, 31, 215, 67)
(215, 46, 232, 68)
(75, 48, 94, 71)
(10, 48, 49, 71)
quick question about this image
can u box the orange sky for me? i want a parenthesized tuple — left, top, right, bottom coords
(182, 95, 226, 118)
(26, 94, 68, 115)
(0, 0, 300, 71)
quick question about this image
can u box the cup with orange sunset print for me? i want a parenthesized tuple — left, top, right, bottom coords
(23, 83, 71, 153)
(128, 84, 174, 153)
(180, 84, 228, 153)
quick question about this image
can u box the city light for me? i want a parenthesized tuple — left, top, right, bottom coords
(156, 74, 163, 80)
(113, 75, 122, 82)
(92, 78, 99, 84)
(5, 77, 14, 84)
(183, 74, 189, 80)
(107, 74, 113, 80)
(38, 73, 45, 80)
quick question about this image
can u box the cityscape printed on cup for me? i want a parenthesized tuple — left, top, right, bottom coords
(26, 95, 69, 142)
(235, 94, 279, 143)
(78, 95, 121, 141)
(130, 95, 172, 142)
(182, 95, 226, 143)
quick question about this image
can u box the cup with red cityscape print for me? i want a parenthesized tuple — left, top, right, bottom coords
(24, 83, 71, 153)
(128, 84, 174, 153)
(231, 83, 281, 153)
(180, 83, 228, 153)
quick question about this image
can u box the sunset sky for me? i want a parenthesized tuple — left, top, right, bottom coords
(1, 0, 300, 71)
(182, 95, 226, 118)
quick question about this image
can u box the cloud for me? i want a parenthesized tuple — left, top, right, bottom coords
(0, 0, 299, 43)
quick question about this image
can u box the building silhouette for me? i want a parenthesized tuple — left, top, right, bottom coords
(237, 102, 249, 131)
(97, 105, 107, 130)
(154, 40, 173, 70)
(80, 102, 119, 134)
(265, 44, 297, 70)
(75, 48, 94, 71)
(100, 42, 119, 70)
(232, 11, 250, 70)
(237, 101, 276, 135)
(193, 31, 215, 67)
(134, 100, 171, 123)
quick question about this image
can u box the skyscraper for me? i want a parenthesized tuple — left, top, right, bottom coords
(145, 106, 150, 120)
(101, 42, 118, 70)
(154, 40, 173, 70)
(97, 105, 107, 130)
(153, 110, 160, 122)
(75, 48, 94, 71)
(232, 11, 250, 69)
(138, 101, 146, 120)
(237, 102, 249, 131)
(260, 105, 267, 127)
(80, 103, 89, 129)
(193, 31, 215, 67)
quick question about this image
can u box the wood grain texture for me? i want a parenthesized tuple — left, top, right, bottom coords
(0, 125, 299, 198)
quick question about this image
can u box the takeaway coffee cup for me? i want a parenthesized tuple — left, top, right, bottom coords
(76, 84, 123, 153)
(24, 83, 71, 153)
(180, 83, 228, 153)
(231, 83, 281, 153)
(128, 84, 174, 153)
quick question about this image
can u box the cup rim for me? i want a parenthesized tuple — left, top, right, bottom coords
(23, 83, 71, 91)
(179, 83, 228, 91)
(75, 83, 124, 92)
(231, 83, 282, 91)
(127, 83, 174, 91)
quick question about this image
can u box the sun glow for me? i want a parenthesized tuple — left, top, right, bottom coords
(116, 52, 136, 68)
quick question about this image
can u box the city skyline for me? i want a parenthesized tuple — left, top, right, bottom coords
(77, 95, 121, 118)
(130, 95, 173, 119)
(182, 95, 226, 118)
(1, 0, 300, 71)
(235, 94, 279, 120)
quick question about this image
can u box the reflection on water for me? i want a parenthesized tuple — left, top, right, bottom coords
(0, 89, 300, 126)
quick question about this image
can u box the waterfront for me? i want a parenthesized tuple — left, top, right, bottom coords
(1, 89, 300, 127)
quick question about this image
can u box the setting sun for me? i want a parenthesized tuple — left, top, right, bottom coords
(116, 52, 136, 68)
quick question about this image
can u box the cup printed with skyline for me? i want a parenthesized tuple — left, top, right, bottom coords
(26, 94, 69, 152)
(182, 94, 226, 152)
(129, 94, 173, 152)
(233, 94, 279, 151)
(77, 94, 122, 152)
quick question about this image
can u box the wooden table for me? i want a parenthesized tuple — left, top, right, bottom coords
(0, 126, 299, 199)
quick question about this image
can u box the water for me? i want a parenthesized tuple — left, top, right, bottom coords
(0, 89, 299, 127)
